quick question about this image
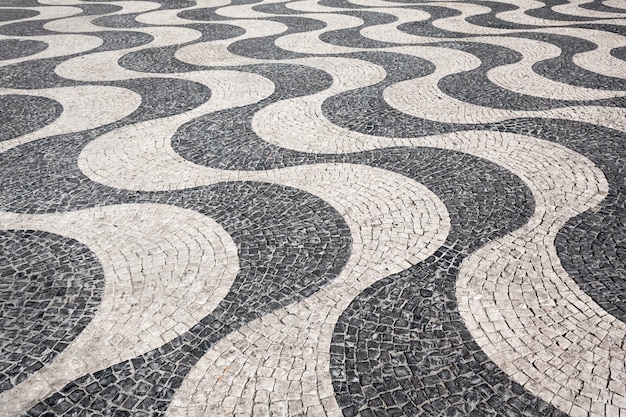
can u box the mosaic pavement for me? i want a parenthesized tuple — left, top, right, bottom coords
(0, 0, 625, 415)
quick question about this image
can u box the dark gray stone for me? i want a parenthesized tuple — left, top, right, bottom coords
(0, 230, 104, 393)
(0, 94, 62, 142)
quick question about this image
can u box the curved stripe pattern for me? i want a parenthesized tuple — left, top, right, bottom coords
(1, 0, 625, 416)
(0, 230, 104, 394)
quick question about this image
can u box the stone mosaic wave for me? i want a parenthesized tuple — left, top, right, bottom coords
(0, 0, 625, 416)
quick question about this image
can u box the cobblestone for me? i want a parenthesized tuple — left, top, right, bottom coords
(0, 0, 624, 416)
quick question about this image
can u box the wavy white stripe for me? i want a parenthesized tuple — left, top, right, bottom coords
(0, 34, 102, 66)
(482, 35, 626, 100)
(542, 27, 626, 80)
(552, 0, 626, 18)
(455, 134, 626, 417)
(0, 85, 142, 154)
(52, 26, 204, 81)
(214, 0, 289, 19)
(273, 13, 365, 55)
(167, 163, 450, 417)
(0, 204, 239, 417)
(0, 5, 82, 28)
(176, 19, 288, 67)
(382, 46, 626, 132)
(75, 72, 626, 413)
(37, 0, 160, 9)
(152, 129, 625, 417)
(495, 0, 626, 27)
(285, 1, 431, 27)
(238, 46, 476, 154)
(3, 1, 625, 416)
(135, 0, 233, 26)
(75, 57, 389, 189)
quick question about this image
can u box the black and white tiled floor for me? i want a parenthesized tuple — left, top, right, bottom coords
(0, 0, 625, 416)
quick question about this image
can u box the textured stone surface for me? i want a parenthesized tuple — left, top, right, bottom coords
(0, 230, 104, 394)
(0, 0, 625, 416)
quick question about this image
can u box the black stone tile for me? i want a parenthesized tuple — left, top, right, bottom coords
(0, 38, 47, 60)
(0, 94, 62, 142)
(0, 230, 104, 393)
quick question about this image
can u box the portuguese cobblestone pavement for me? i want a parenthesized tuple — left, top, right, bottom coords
(0, 0, 625, 416)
